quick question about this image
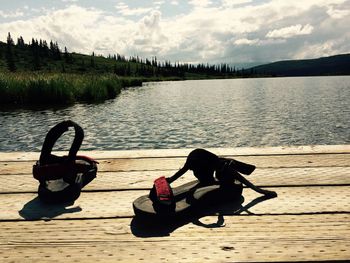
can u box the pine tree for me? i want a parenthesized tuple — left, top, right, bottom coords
(55, 42, 61, 60)
(64, 47, 69, 63)
(30, 38, 41, 70)
(42, 40, 49, 56)
(49, 41, 61, 60)
(7, 32, 14, 45)
(49, 40, 54, 55)
(6, 32, 16, 72)
(16, 36, 25, 47)
(90, 52, 95, 68)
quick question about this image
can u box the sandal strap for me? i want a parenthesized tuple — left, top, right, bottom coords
(167, 149, 219, 185)
(33, 120, 98, 203)
(39, 120, 84, 165)
(33, 155, 97, 184)
(152, 176, 174, 204)
(219, 158, 256, 175)
(235, 173, 277, 197)
(149, 149, 221, 209)
(216, 159, 277, 197)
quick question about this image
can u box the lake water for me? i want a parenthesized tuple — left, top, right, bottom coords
(0, 76, 349, 152)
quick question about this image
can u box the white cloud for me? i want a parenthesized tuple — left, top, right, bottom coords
(266, 24, 314, 39)
(170, 1, 179, 5)
(135, 11, 167, 45)
(115, 3, 152, 16)
(294, 41, 338, 59)
(154, 0, 165, 6)
(221, 0, 253, 7)
(234, 38, 259, 45)
(61, 0, 79, 2)
(233, 38, 288, 47)
(189, 0, 212, 8)
(0, 10, 24, 18)
(0, 0, 349, 63)
(0, 5, 132, 55)
(327, 6, 350, 18)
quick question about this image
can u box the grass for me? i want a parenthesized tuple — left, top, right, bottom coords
(0, 73, 143, 105)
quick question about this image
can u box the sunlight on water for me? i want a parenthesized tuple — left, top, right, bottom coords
(0, 76, 349, 151)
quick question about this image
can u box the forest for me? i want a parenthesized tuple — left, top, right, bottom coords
(0, 33, 255, 105)
(0, 33, 248, 78)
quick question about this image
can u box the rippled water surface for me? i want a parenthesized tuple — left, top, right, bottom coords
(1, 76, 349, 151)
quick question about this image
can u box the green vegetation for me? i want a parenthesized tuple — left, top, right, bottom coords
(0, 33, 247, 105)
(0, 73, 142, 105)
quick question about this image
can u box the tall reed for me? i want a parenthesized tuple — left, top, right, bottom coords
(0, 73, 142, 105)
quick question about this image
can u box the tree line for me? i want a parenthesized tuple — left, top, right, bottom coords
(1, 33, 256, 77)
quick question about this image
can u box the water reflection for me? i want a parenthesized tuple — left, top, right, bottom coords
(0, 76, 349, 151)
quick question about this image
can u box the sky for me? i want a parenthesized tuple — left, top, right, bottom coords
(0, 0, 349, 65)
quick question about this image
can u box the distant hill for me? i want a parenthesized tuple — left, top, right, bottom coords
(251, 54, 350, 76)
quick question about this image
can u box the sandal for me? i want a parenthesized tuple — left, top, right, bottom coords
(33, 120, 98, 203)
(133, 149, 277, 219)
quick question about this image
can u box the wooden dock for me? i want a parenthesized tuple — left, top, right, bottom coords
(0, 145, 349, 262)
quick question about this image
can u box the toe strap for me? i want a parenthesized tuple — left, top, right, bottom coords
(152, 176, 174, 204)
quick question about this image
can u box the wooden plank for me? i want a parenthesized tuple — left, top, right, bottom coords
(1, 153, 349, 175)
(1, 145, 349, 161)
(1, 167, 349, 193)
(0, 214, 349, 262)
(0, 186, 349, 220)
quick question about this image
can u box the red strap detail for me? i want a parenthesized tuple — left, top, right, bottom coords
(33, 156, 96, 181)
(154, 176, 173, 201)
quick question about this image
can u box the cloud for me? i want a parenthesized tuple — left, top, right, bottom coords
(0, 5, 130, 54)
(189, 0, 212, 8)
(115, 2, 152, 16)
(0, 10, 24, 18)
(266, 24, 314, 39)
(0, 0, 349, 64)
(327, 6, 350, 18)
(234, 38, 259, 45)
(154, 1, 165, 6)
(134, 11, 167, 44)
(142, 10, 161, 29)
(222, 0, 253, 7)
(294, 40, 340, 59)
(233, 37, 287, 49)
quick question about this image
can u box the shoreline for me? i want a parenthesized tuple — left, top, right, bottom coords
(1, 73, 349, 108)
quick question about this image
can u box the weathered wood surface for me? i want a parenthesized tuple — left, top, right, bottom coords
(0, 145, 349, 262)
(0, 214, 349, 262)
(1, 145, 349, 161)
(1, 186, 349, 220)
(1, 167, 349, 193)
(1, 153, 349, 175)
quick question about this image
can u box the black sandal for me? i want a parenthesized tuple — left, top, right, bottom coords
(133, 149, 277, 219)
(33, 120, 98, 204)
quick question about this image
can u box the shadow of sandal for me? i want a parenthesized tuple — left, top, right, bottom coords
(130, 194, 276, 237)
(18, 196, 82, 220)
